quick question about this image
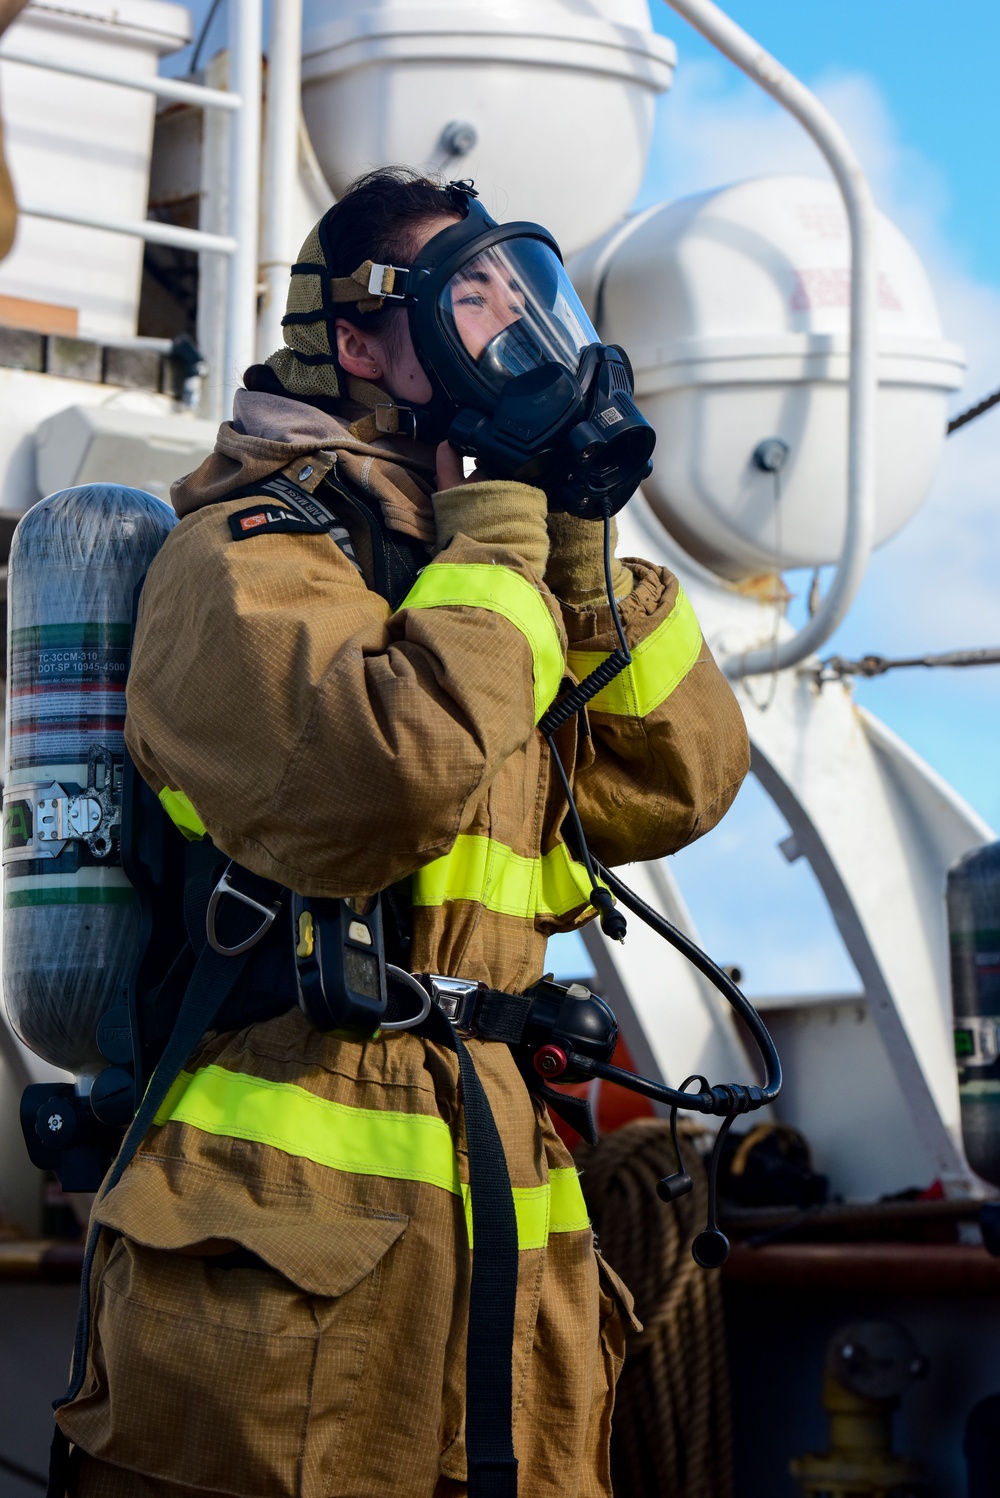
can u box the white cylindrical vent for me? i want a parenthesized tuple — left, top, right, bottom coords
(571, 175, 965, 579)
(300, 0, 675, 257)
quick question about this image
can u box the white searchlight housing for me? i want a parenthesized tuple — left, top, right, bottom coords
(570, 174, 965, 580)
(300, 0, 676, 257)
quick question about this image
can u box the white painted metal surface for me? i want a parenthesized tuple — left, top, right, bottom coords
(0, 369, 180, 517)
(660, 0, 878, 678)
(300, 0, 675, 256)
(0, 0, 191, 338)
(34, 403, 216, 502)
(258, 0, 304, 361)
(570, 177, 964, 583)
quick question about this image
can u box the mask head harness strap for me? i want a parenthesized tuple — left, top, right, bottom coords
(275, 183, 482, 443)
(282, 181, 480, 324)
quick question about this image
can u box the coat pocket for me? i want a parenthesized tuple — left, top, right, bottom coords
(59, 1159, 407, 1498)
(594, 1249, 641, 1386)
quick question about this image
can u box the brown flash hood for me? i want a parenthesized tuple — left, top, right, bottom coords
(170, 388, 439, 544)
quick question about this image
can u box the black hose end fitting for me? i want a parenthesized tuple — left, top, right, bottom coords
(592, 887, 627, 942)
(691, 1227, 730, 1268)
(657, 1171, 693, 1203)
(709, 1083, 756, 1116)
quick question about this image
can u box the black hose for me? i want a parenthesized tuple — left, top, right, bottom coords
(594, 859, 782, 1104)
(539, 502, 782, 1117)
(538, 508, 632, 736)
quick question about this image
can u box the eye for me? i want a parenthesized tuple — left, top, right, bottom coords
(456, 293, 487, 309)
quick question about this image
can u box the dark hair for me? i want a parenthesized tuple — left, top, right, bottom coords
(322, 167, 459, 351)
(245, 167, 459, 401)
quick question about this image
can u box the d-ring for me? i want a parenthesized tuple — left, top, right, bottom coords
(206, 864, 282, 956)
(381, 966, 433, 1031)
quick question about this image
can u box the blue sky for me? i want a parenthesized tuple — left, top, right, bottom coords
(164, 2, 1000, 992)
(648, 1, 1000, 287)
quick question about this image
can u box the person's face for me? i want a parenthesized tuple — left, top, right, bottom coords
(448, 250, 527, 362)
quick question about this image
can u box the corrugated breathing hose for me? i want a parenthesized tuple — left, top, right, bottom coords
(575, 1118, 734, 1498)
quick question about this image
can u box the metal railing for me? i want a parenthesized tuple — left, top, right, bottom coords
(2, 0, 263, 416)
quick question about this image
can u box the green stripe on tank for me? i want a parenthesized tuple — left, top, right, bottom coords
(960, 1080, 1000, 1099)
(10, 622, 132, 648)
(4, 886, 137, 909)
(950, 930, 1000, 946)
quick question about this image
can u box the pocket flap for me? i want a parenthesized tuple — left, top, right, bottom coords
(595, 1249, 643, 1332)
(96, 1156, 407, 1297)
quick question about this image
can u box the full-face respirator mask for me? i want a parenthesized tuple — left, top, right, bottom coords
(328, 182, 656, 519)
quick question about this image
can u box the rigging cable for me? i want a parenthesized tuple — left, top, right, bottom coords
(947, 384, 1000, 436)
(190, 0, 224, 76)
(818, 646, 1000, 683)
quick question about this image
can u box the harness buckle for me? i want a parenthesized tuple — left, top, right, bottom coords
(367, 263, 409, 300)
(375, 401, 416, 437)
(206, 862, 282, 956)
(424, 975, 483, 1035)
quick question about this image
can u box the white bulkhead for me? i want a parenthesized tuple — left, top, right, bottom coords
(0, 0, 191, 340)
(299, 0, 675, 256)
(570, 174, 966, 578)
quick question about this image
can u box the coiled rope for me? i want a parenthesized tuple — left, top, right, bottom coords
(575, 1119, 733, 1498)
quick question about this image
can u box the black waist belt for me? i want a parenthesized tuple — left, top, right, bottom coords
(417, 974, 534, 1044)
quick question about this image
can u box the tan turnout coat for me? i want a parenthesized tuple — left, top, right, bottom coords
(59, 391, 749, 1498)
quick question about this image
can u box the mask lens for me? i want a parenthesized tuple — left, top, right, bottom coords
(438, 238, 599, 392)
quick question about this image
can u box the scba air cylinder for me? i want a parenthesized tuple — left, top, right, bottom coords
(2, 485, 176, 1074)
(948, 841, 1000, 1187)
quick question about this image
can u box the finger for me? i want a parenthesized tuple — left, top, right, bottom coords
(435, 440, 465, 491)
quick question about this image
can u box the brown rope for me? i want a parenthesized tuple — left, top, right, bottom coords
(575, 1118, 733, 1498)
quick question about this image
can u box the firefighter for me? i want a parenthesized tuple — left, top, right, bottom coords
(59, 169, 749, 1498)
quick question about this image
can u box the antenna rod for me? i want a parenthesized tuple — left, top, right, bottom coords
(258, 0, 303, 361)
(223, 0, 263, 418)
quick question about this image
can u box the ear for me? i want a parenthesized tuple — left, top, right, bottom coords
(335, 319, 386, 380)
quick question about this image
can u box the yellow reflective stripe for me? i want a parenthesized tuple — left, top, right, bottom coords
(549, 1165, 591, 1234)
(158, 787, 207, 842)
(400, 562, 563, 722)
(461, 1183, 547, 1250)
(566, 586, 703, 718)
(412, 834, 594, 920)
(155, 1065, 462, 1191)
(462, 1169, 588, 1246)
(153, 1067, 589, 1247)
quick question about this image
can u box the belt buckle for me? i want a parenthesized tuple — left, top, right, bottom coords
(425, 975, 482, 1035)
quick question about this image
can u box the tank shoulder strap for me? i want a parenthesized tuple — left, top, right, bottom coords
(221, 464, 429, 610)
(316, 467, 430, 610)
(222, 468, 363, 573)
